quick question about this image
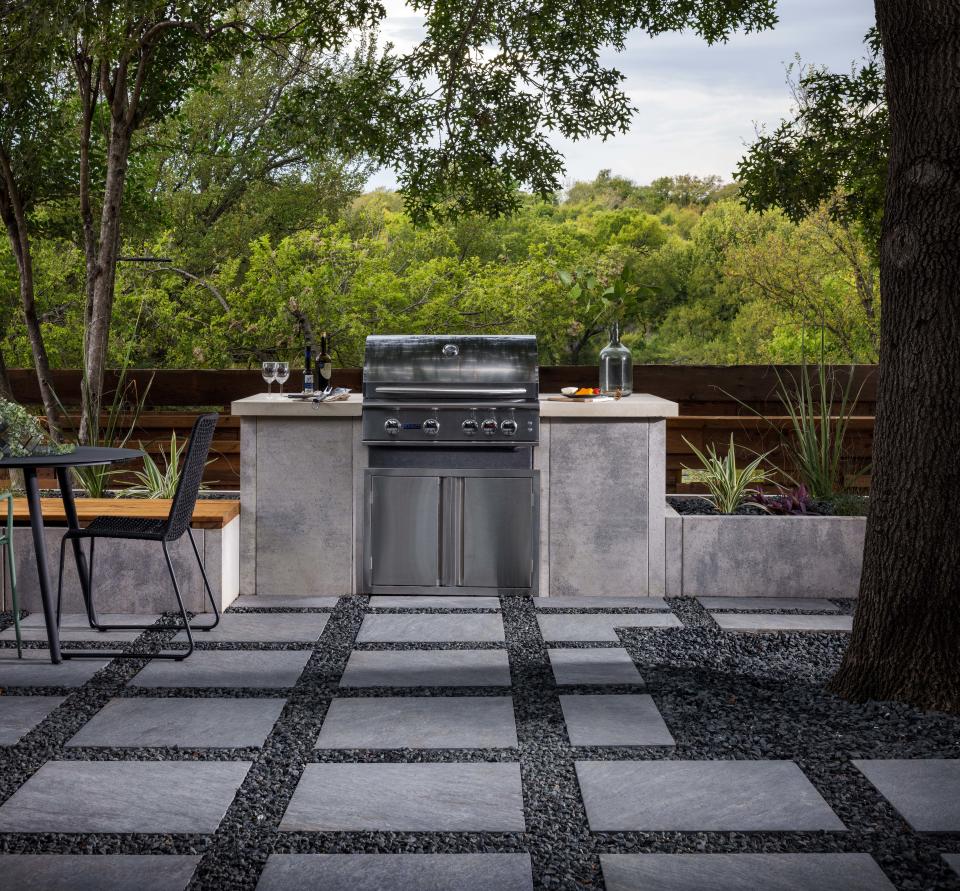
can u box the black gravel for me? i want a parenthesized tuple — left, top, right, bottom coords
(1, 597, 959, 890)
(668, 494, 841, 516)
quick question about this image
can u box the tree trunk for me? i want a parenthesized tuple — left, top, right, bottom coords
(828, 1, 960, 712)
(79, 115, 132, 443)
(0, 154, 61, 436)
(75, 53, 100, 445)
(0, 347, 13, 400)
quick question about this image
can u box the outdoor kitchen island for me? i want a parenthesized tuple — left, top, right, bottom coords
(234, 391, 678, 599)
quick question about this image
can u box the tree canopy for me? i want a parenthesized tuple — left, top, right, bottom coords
(737, 30, 887, 255)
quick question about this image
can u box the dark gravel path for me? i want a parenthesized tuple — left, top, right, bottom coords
(0, 597, 958, 890)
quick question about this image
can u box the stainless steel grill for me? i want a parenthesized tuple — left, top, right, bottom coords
(361, 334, 540, 596)
(361, 335, 539, 445)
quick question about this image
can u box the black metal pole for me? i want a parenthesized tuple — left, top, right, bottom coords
(22, 467, 61, 663)
(55, 466, 100, 629)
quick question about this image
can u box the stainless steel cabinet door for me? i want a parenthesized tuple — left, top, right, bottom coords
(460, 476, 535, 588)
(369, 474, 441, 587)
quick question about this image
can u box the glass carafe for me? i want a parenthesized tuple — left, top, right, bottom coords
(599, 322, 633, 396)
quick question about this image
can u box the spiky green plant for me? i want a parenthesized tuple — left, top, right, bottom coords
(54, 361, 153, 497)
(682, 434, 771, 514)
(772, 360, 867, 500)
(125, 432, 184, 499)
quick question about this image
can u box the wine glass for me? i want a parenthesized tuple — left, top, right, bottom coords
(275, 361, 290, 396)
(261, 361, 277, 395)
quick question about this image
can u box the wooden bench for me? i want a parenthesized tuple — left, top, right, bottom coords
(10, 497, 239, 529)
(5, 498, 240, 615)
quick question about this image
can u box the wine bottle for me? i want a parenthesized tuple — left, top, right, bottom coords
(317, 331, 333, 390)
(303, 343, 314, 393)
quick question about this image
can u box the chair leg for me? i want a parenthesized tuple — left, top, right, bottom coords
(188, 528, 220, 631)
(56, 536, 66, 629)
(63, 538, 195, 660)
(86, 538, 107, 631)
(6, 502, 22, 659)
(162, 539, 193, 660)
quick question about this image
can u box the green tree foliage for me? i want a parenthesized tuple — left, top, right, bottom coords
(1, 170, 879, 371)
(2, 0, 777, 435)
(294, 1, 778, 223)
(150, 41, 376, 272)
(736, 30, 887, 254)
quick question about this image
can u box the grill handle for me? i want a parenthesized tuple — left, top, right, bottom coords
(372, 386, 529, 396)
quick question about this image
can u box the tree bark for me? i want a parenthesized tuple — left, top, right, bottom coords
(75, 49, 100, 444)
(0, 152, 61, 436)
(76, 48, 136, 445)
(829, 1, 960, 712)
(82, 118, 132, 440)
(0, 347, 13, 400)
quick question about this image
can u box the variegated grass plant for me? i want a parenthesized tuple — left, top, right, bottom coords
(125, 431, 214, 499)
(682, 434, 771, 514)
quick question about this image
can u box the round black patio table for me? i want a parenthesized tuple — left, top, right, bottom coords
(0, 447, 143, 663)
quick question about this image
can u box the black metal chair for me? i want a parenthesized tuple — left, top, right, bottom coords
(56, 413, 222, 660)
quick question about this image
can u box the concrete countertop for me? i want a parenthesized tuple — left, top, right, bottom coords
(231, 392, 678, 418)
(232, 393, 363, 417)
(539, 393, 678, 418)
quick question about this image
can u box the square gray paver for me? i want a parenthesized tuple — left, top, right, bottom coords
(131, 649, 312, 688)
(560, 694, 674, 746)
(575, 760, 845, 831)
(712, 613, 853, 633)
(853, 759, 960, 831)
(548, 648, 644, 686)
(340, 649, 511, 687)
(536, 597, 669, 610)
(537, 613, 680, 642)
(0, 696, 65, 744)
(280, 762, 525, 831)
(257, 854, 533, 891)
(0, 651, 109, 687)
(67, 697, 286, 748)
(172, 612, 328, 643)
(943, 855, 960, 877)
(600, 854, 894, 891)
(356, 613, 505, 643)
(230, 595, 339, 609)
(0, 613, 159, 642)
(0, 760, 251, 833)
(369, 596, 501, 609)
(698, 596, 840, 612)
(0, 855, 200, 891)
(316, 696, 517, 749)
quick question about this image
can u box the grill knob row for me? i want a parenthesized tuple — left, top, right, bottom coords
(384, 416, 519, 438)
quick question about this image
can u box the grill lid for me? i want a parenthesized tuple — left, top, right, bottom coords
(363, 335, 538, 399)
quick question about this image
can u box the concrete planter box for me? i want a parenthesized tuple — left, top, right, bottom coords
(665, 502, 865, 598)
(4, 506, 239, 614)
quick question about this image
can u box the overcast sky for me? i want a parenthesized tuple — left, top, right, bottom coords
(366, 0, 876, 190)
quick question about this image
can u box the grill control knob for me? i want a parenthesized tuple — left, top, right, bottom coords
(461, 418, 479, 435)
(422, 418, 440, 436)
(384, 418, 401, 435)
(500, 419, 518, 436)
(481, 418, 498, 436)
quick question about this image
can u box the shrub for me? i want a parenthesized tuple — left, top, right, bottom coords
(682, 433, 770, 514)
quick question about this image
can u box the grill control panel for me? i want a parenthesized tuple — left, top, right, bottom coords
(363, 404, 539, 445)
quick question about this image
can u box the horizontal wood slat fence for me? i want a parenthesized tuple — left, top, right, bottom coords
(9, 366, 877, 493)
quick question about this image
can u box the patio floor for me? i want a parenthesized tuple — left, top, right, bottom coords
(1, 595, 959, 889)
